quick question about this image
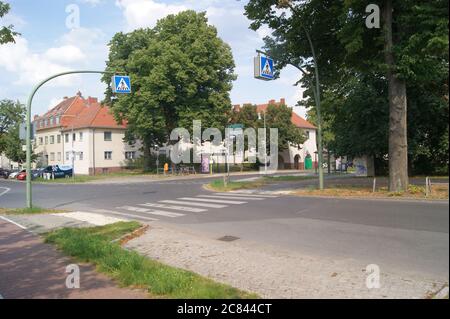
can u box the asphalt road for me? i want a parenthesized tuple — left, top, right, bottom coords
(0, 177, 448, 281)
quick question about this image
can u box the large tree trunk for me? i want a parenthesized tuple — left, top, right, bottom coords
(143, 137, 152, 172)
(383, 0, 409, 192)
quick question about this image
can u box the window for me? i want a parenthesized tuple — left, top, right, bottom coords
(125, 151, 136, 160)
(104, 151, 112, 160)
(79, 152, 84, 161)
(306, 131, 310, 140)
(104, 131, 112, 141)
(50, 117, 53, 125)
(66, 152, 70, 161)
(40, 120, 44, 128)
(72, 133, 76, 142)
(55, 116, 60, 125)
(57, 135, 61, 144)
(45, 136, 48, 144)
(50, 135, 54, 144)
(79, 132, 83, 142)
(65, 134, 69, 143)
(50, 152, 55, 161)
(39, 137, 43, 145)
(57, 152, 61, 161)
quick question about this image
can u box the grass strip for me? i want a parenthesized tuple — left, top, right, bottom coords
(45, 222, 258, 299)
(293, 184, 448, 200)
(0, 207, 66, 215)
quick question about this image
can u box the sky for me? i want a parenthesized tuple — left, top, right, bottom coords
(0, 0, 307, 118)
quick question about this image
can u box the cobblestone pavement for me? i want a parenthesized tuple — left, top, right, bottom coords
(126, 223, 447, 299)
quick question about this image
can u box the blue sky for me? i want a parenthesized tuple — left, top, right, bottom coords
(0, 0, 306, 118)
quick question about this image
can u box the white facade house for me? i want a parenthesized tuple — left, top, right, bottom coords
(33, 92, 141, 175)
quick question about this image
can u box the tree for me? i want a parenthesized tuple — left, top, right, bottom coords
(265, 102, 305, 151)
(0, 99, 25, 154)
(0, 1, 19, 44)
(245, 0, 448, 191)
(103, 11, 236, 171)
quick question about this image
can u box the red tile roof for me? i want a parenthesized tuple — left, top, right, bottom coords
(233, 98, 316, 130)
(35, 93, 125, 131)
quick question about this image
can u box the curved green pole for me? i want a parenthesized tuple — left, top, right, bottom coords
(26, 70, 115, 208)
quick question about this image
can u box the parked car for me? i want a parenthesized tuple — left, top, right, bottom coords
(0, 168, 10, 179)
(42, 165, 73, 178)
(8, 169, 22, 179)
(16, 170, 41, 181)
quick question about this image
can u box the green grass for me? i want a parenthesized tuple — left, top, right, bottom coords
(207, 179, 266, 192)
(35, 171, 158, 184)
(0, 207, 65, 215)
(262, 175, 317, 182)
(45, 222, 258, 299)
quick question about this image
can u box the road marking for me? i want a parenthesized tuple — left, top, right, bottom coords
(0, 187, 11, 197)
(118, 206, 185, 218)
(140, 203, 207, 213)
(178, 197, 247, 205)
(0, 216, 27, 230)
(93, 209, 159, 221)
(160, 200, 227, 209)
(226, 192, 278, 198)
(198, 195, 264, 201)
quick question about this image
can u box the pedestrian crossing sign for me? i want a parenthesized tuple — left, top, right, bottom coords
(111, 75, 131, 94)
(254, 55, 274, 81)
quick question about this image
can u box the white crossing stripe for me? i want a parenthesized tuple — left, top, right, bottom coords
(225, 192, 278, 198)
(178, 197, 247, 204)
(140, 203, 206, 213)
(119, 206, 185, 218)
(198, 195, 264, 201)
(94, 209, 158, 221)
(160, 200, 227, 209)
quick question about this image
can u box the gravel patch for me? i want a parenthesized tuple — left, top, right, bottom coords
(126, 223, 447, 299)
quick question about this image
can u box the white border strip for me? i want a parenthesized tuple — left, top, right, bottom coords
(0, 215, 27, 230)
(0, 187, 10, 197)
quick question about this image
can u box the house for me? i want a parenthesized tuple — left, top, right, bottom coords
(33, 92, 141, 175)
(232, 98, 318, 170)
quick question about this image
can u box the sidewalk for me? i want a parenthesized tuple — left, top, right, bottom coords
(0, 218, 147, 299)
(125, 222, 447, 299)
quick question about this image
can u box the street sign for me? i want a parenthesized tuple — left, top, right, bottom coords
(19, 122, 34, 140)
(254, 55, 274, 81)
(111, 75, 131, 94)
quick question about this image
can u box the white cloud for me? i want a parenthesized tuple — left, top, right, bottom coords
(44, 45, 86, 63)
(116, 0, 187, 30)
(79, 0, 104, 6)
(0, 38, 74, 86)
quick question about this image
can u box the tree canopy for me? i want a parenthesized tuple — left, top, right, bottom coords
(0, 1, 19, 45)
(0, 99, 25, 163)
(103, 10, 236, 170)
(245, 0, 449, 179)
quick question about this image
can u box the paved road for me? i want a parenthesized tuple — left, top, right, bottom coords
(0, 177, 448, 281)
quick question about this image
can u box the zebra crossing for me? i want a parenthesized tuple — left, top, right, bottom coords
(93, 191, 279, 222)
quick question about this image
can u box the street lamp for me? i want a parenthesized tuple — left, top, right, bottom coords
(256, 0, 325, 190)
(25, 70, 125, 208)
